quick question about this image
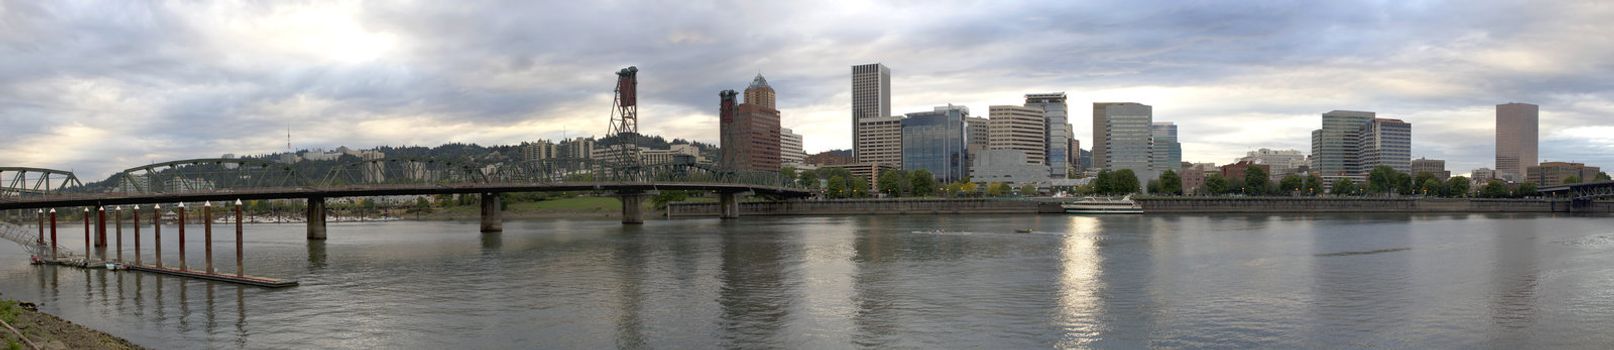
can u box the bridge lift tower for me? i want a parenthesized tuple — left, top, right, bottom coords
(606, 66, 641, 170)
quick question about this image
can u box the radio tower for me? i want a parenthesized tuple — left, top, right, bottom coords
(606, 66, 640, 169)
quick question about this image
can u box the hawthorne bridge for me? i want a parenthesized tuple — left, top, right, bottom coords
(0, 66, 809, 287)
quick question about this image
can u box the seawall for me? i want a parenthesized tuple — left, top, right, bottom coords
(667, 197, 1613, 217)
(666, 199, 1062, 217)
(1135, 197, 1613, 213)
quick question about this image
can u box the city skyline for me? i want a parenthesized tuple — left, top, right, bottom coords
(3, 1, 1613, 179)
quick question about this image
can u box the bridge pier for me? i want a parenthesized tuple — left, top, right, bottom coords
(480, 193, 503, 233)
(719, 192, 741, 219)
(307, 197, 327, 240)
(618, 192, 647, 225)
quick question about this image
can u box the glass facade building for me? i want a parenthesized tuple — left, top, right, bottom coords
(902, 105, 970, 182)
(1026, 93, 1070, 178)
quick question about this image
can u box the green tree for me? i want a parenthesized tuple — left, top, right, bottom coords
(1278, 174, 1304, 195)
(1445, 176, 1471, 197)
(1480, 179, 1509, 198)
(1332, 178, 1358, 196)
(986, 182, 1010, 196)
(1393, 172, 1415, 195)
(1368, 165, 1399, 195)
(910, 169, 937, 197)
(797, 170, 819, 189)
(1112, 169, 1141, 194)
(1413, 172, 1439, 191)
(1418, 178, 1444, 197)
(1203, 174, 1231, 195)
(826, 176, 849, 198)
(1018, 183, 1038, 196)
(1564, 175, 1582, 184)
(1092, 170, 1114, 195)
(1598, 172, 1612, 181)
(850, 176, 872, 198)
(1303, 174, 1325, 196)
(1243, 166, 1271, 195)
(651, 190, 692, 209)
(1515, 183, 1537, 198)
(1157, 170, 1183, 195)
(780, 166, 798, 183)
(1146, 179, 1162, 194)
(959, 182, 979, 196)
(877, 170, 906, 197)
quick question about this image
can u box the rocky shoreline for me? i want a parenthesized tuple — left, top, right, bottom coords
(0, 296, 143, 350)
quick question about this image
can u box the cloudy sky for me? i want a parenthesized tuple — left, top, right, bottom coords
(2, 0, 1612, 180)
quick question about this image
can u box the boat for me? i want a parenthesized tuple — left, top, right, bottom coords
(1062, 196, 1144, 214)
(1014, 229, 1035, 233)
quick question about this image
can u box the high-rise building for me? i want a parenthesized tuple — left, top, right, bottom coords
(852, 63, 891, 160)
(718, 78, 782, 172)
(1151, 122, 1181, 174)
(1069, 139, 1081, 174)
(780, 128, 806, 166)
(1026, 93, 1070, 178)
(1359, 118, 1412, 174)
(902, 105, 969, 182)
(966, 116, 991, 150)
(1411, 157, 1451, 180)
(520, 140, 559, 161)
(1496, 103, 1539, 181)
(855, 116, 904, 168)
(1311, 110, 1376, 179)
(1093, 102, 1155, 183)
(987, 105, 1046, 165)
(1526, 162, 1600, 187)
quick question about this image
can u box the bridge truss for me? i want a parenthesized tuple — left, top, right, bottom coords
(1, 167, 83, 200)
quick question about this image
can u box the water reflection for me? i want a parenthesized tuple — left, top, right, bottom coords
(1308, 216, 1413, 347)
(1057, 216, 1105, 348)
(306, 240, 326, 272)
(1487, 218, 1540, 345)
(717, 227, 795, 348)
(611, 229, 646, 349)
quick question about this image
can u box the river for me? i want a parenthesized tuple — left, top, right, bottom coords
(2, 214, 1614, 349)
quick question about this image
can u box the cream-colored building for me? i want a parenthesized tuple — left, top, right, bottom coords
(780, 128, 806, 165)
(855, 116, 904, 168)
(987, 105, 1046, 165)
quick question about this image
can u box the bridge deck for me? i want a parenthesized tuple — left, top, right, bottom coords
(0, 181, 809, 210)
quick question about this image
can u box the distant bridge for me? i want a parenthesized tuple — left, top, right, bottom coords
(1537, 180, 1614, 212)
(1, 157, 810, 238)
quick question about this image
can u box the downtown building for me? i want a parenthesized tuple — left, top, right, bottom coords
(718, 75, 782, 172)
(1526, 162, 1600, 187)
(1151, 122, 1181, 175)
(1238, 148, 1308, 179)
(780, 128, 806, 166)
(987, 105, 1047, 165)
(902, 105, 970, 182)
(1411, 158, 1451, 180)
(1093, 102, 1157, 185)
(1310, 110, 1412, 182)
(1026, 93, 1072, 178)
(851, 63, 894, 165)
(1496, 102, 1539, 182)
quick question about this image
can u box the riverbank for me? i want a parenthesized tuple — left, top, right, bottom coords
(0, 296, 143, 350)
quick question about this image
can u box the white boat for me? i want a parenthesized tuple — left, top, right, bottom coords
(1062, 196, 1144, 214)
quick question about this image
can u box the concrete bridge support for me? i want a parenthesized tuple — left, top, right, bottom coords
(619, 192, 647, 225)
(480, 193, 503, 233)
(307, 196, 327, 240)
(719, 192, 741, 219)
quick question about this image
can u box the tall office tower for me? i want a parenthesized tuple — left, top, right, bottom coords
(1026, 93, 1070, 178)
(1311, 110, 1376, 179)
(1070, 139, 1081, 173)
(1151, 122, 1182, 174)
(851, 63, 891, 160)
(987, 105, 1047, 165)
(1093, 102, 1155, 183)
(719, 81, 783, 171)
(1495, 102, 1539, 181)
(780, 128, 806, 165)
(902, 105, 970, 182)
(1358, 118, 1412, 174)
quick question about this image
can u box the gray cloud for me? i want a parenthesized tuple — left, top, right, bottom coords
(1, 0, 1611, 180)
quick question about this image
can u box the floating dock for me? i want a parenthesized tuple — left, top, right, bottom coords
(124, 265, 299, 288)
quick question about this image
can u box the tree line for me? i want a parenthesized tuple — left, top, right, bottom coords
(1085, 165, 1566, 198)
